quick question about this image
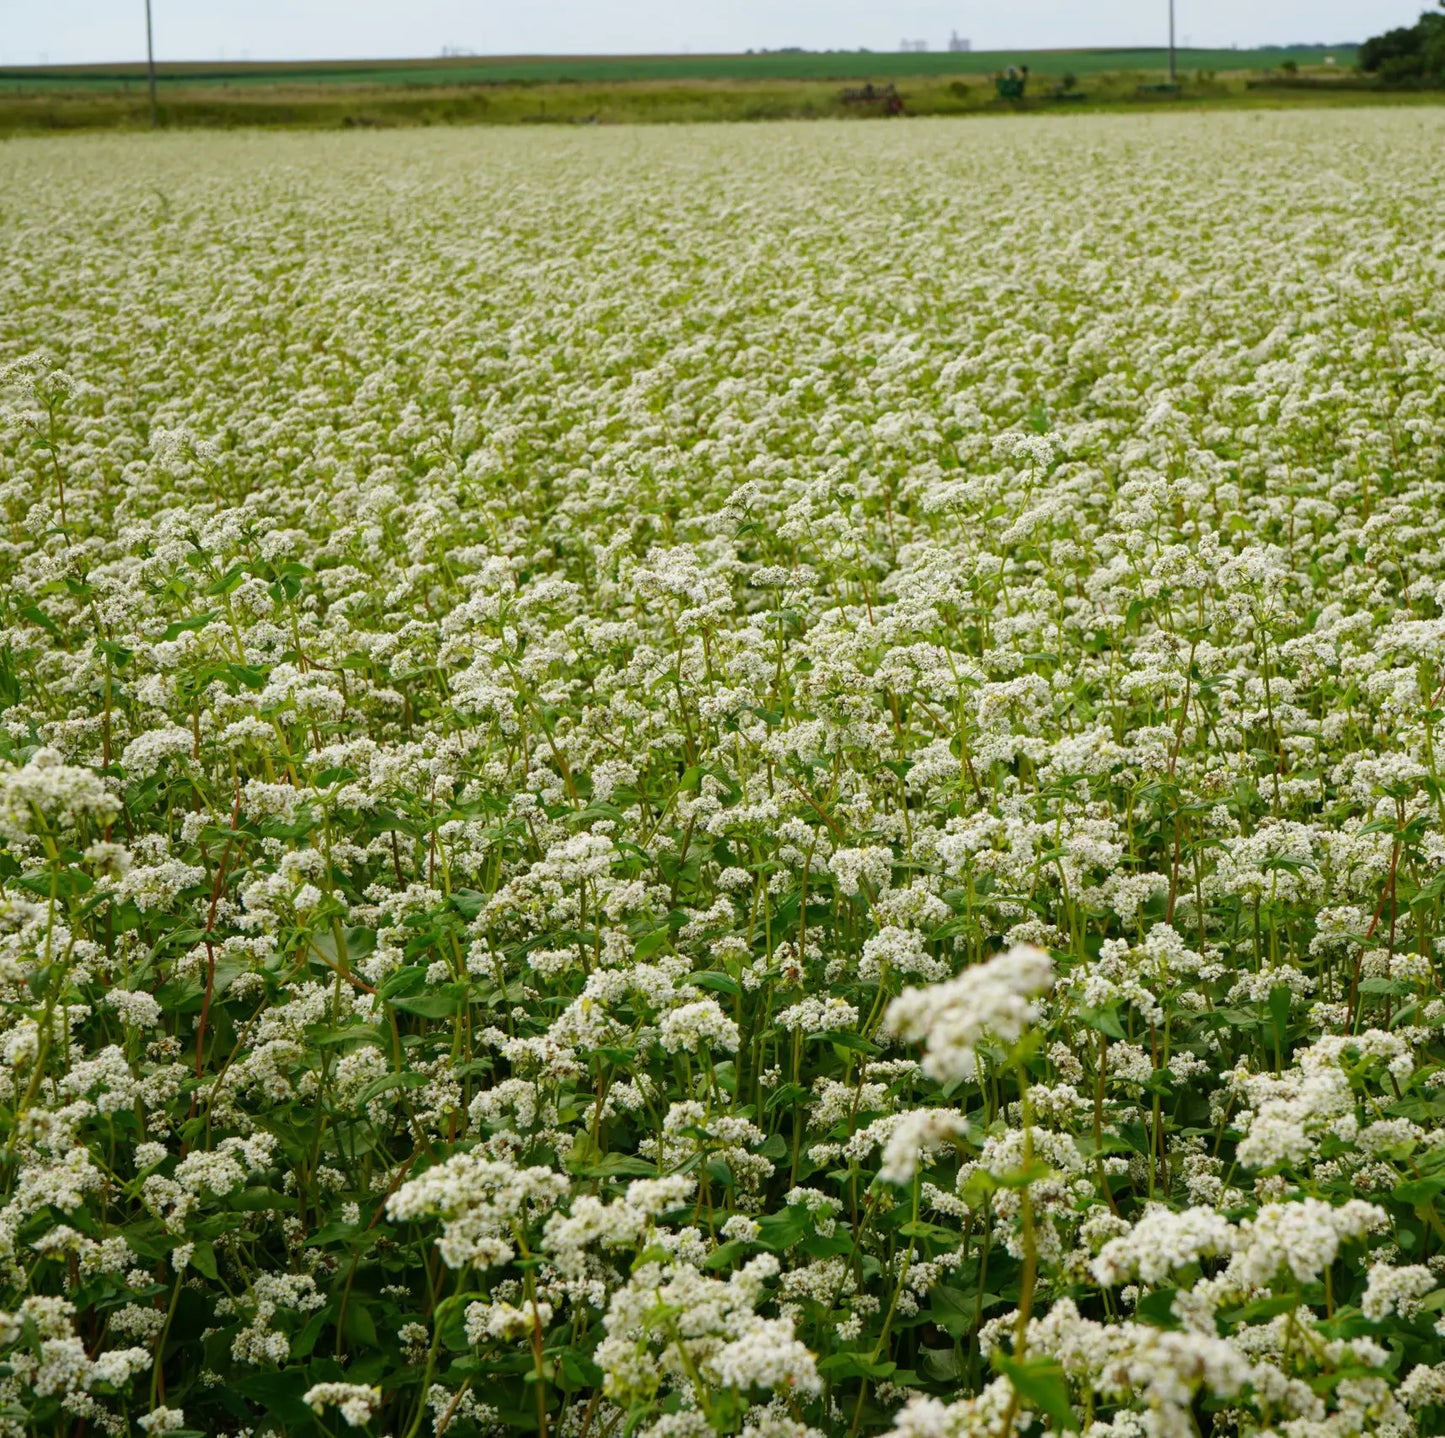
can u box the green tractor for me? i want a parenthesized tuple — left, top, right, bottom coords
(996, 64, 1030, 98)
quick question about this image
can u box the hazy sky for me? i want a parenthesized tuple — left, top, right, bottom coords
(1, 1, 1428, 67)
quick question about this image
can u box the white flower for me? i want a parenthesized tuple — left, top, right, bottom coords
(1092, 1205, 1236, 1287)
(0, 749, 118, 842)
(304, 1382, 383, 1426)
(137, 1408, 187, 1435)
(829, 846, 893, 897)
(860, 926, 948, 982)
(777, 996, 860, 1033)
(884, 944, 1054, 1084)
(104, 988, 163, 1029)
(714, 1316, 821, 1394)
(659, 998, 740, 1054)
(1227, 1198, 1387, 1288)
(465, 1298, 552, 1345)
(120, 726, 194, 778)
(877, 1109, 972, 1186)
(1361, 1263, 1437, 1322)
(387, 1154, 568, 1269)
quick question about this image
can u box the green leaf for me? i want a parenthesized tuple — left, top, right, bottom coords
(754, 1209, 811, 1251)
(228, 1188, 297, 1212)
(226, 662, 268, 690)
(161, 611, 218, 642)
(995, 1354, 1079, 1431)
(681, 970, 742, 997)
(920, 1345, 967, 1381)
(634, 929, 672, 961)
(1411, 872, 1445, 906)
(765, 1081, 810, 1111)
(1360, 977, 1411, 996)
(379, 965, 427, 999)
(703, 1239, 755, 1270)
(992, 1158, 1054, 1189)
(559, 1347, 604, 1388)
(14, 866, 93, 899)
(311, 1023, 385, 1048)
(18, 603, 60, 637)
(927, 1282, 1001, 1338)
(959, 1167, 1000, 1211)
(570, 1154, 662, 1180)
(343, 1301, 379, 1348)
(809, 1030, 880, 1055)
(231, 1368, 313, 1425)
(705, 1157, 735, 1189)
(390, 992, 461, 1018)
(582, 1044, 639, 1066)
(1262, 855, 1317, 875)
(1358, 816, 1401, 837)
(1074, 1132, 1135, 1159)
(189, 1240, 219, 1281)
(899, 1219, 961, 1244)
(1269, 984, 1292, 1035)
(1394, 1175, 1445, 1207)
(206, 564, 247, 596)
(354, 1070, 430, 1108)
(451, 888, 486, 920)
(1224, 1293, 1300, 1325)
(1076, 1005, 1125, 1039)
(94, 638, 133, 668)
(1134, 1286, 1181, 1329)
(816, 1353, 896, 1381)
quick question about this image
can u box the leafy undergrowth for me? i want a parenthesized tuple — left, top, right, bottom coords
(0, 110, 1443, 1437)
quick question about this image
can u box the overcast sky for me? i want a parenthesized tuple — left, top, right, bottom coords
(1, 1, 1428, 67)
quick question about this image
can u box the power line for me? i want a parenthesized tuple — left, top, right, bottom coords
(145, 0, 158, 126)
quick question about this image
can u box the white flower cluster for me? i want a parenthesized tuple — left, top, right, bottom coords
(386, 1153, 570, 1269)
(304, 1382, 383, 1427)
(0, 749, 118, 845)
(598, 1253, 821, 1407)
(884, 944, 1054, 1084)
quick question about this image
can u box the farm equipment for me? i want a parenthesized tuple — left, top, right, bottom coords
(840, 82, 905, 114)
(995, 66, 1029, 98)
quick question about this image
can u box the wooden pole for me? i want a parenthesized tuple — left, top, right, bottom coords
(1168, 0, 1177, 82)
(145, 0, 158, 126)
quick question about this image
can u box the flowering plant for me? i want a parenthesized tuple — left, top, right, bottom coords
(0, 108, 1441, 1436)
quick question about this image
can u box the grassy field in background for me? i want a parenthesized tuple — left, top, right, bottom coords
(0, 45, 1358, 90)
(0, 46, 1428, 134)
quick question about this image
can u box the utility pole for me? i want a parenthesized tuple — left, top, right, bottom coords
(145, 0, 158, 126)
(1168, 0, 1177, 82)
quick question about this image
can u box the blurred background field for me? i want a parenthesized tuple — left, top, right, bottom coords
(3, 44, 1425, 133)
(0, 44, 1359, 88)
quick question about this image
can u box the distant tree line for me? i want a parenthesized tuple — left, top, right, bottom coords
(1359, 1, 1445, 84)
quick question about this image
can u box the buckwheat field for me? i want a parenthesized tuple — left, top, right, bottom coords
(0, 106, 1443, 1438)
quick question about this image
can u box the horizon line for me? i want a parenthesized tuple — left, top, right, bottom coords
(0, 41, 1361, 74)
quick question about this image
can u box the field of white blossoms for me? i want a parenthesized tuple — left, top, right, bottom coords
(0, 105, 1443, 1438)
